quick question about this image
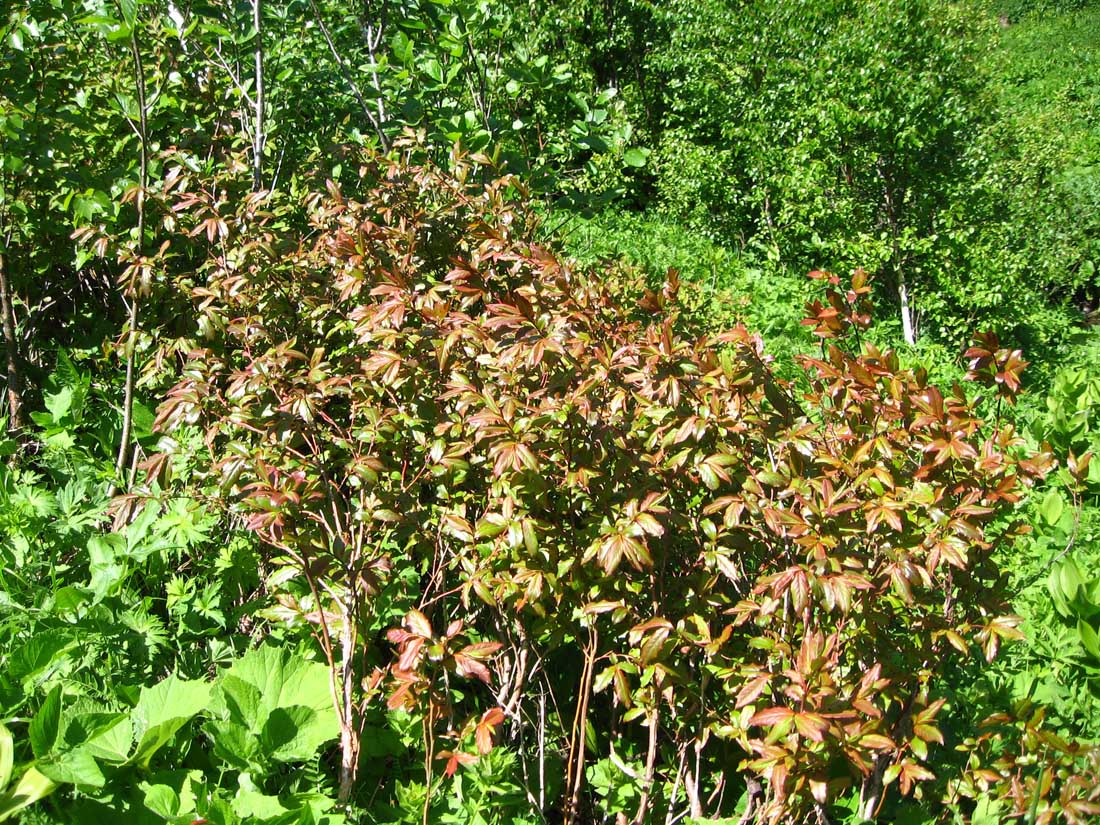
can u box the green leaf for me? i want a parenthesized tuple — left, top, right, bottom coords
(119, 0, 138, 28)
(211, 646, 338, 763)
(204, 720, 260, 771)
(140, 770, 203, 819)
(65, 712, 131, 764)
(30, 687, 62, 759)
(420, 58, 444, 84)
(216, 646, 334, 725)
(1040, 489, 1064, 526)
(0, 725, 12, 792)
(8, 631, 75, 688)
(88, 534, 127, 601)
(970, 795, 1004, 825)
(1078, 619, 1100, 661)
(51, 586, 89, 614)
(106, 22, 134, 41)
(0, 767, 58, 821)
(38, 748, 105, 788)
(217, 675, 264, 731)
(43, 386, 73, 423)
(883, 763, 902, 786)
(623, 148, 648, 168)
(232, 784, 288, 820)
(54, 350, 82, 395)
(698, 463, 720, 490)
(1058, 559, 1084, 600)
(261, 706, 321, 763)
(130, 675, 211, 769)
(909, 735, 928, 761)
(141, 782, 181, 819)
(83, 714, 132, 765)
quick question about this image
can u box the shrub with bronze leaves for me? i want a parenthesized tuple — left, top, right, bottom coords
(151, 149, 1062, 823)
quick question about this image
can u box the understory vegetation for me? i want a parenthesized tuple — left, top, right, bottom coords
(2, 1, 1100, 823)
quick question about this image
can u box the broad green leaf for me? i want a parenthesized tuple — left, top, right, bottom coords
(70, 713, 131, 765)
(261, 706, 321, 763)
(88, 534, 127, 600)
(420, 58, 444, 84)
(141, 782, 181, 819)
(970, 795, 1004, 825)
(7, 631, 75, 687)
(106, 22, 134, 41)
(288, 791, 344, 825)
(119, 0, 138, 28)
(211, 646, 338, 763)
(142, 770, 203, 818)
(130, 676, 211, 769)
(623, 148, 648, 168)
(217, 674, 265, 731)
(30, 686, 62, 759)
(0, 767, 57, 822)
(1058, 559, 1083, 599)
(1078, 619, 1100, 661)
(43, 387, 73, 423)
(1040, 489, 1064, 526)
(215, 646, 333, 722)
(50, 586, 89, 614)
(123, 501, 167, 560)
(38, 748, 105, 788)
(205, 720, 261, 771)
(0, 726, 12, 791)
(232, 784, 288, 820)
(132, 400, 156, 440)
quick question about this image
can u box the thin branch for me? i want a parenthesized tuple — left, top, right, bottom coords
(357, 9, 388, 134)
(252, 0, 264, 191)
(632, 707, 660, 825)
(113, 21, 149, 489)
(307, 0, 388, 150)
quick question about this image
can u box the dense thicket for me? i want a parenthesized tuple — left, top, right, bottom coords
(2, 1, 1100, 823)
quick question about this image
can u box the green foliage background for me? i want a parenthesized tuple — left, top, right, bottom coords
(2, 0, 1100, 823)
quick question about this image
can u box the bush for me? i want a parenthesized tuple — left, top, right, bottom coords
(150, 150, 1093, 822)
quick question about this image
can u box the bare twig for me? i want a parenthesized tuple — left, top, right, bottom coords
(632, 707, 660, 824)
(664, 743, 688, 825)
(307, 0, 388, 149)
(113, 20, 149, 490)
(251, 0, 264, 191)
(564, 625, 598, 825)
(735, 777, 763, 825)
(365, 32, 387, 130)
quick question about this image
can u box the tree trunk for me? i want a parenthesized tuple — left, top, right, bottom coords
(0, 250, 25, 433)
(252, 0, 264, 191)
(898, 267, 916, 345)
(876, 157, 917, 345)
(337, 611, 360, 801)
(858, 753, 889, 820)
